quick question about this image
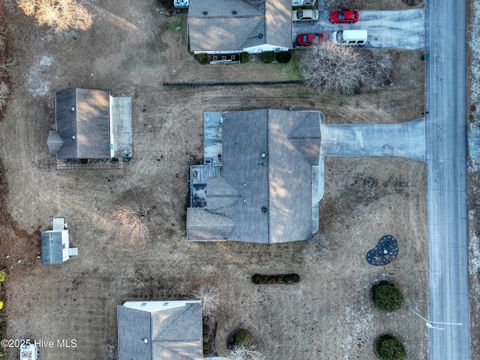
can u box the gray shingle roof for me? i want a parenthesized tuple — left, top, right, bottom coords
(188, 0, 292, 52)
(52, 89, 111, 159)
(187, 110, 323, 243)
(117, 302, 203, 360)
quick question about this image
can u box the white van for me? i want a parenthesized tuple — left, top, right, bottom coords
(332, 30, 368, 45)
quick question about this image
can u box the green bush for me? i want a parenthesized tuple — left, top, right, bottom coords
(240, 52, 250, 64)
(372, 281, 404, 312)
(262, 51, 275, 63)
(275, 51, 292, 64)
(234, 329, 251, 346)
(376, 335, 406, 360)
(194, 53, 209, 65)
(251, 273, 300, 284)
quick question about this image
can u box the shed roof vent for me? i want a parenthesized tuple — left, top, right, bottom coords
(232, 10, 237, 15)
(202, 10, 208, 15)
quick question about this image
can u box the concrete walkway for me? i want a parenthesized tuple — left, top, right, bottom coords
(321, 119, 425, 161)
(293, 9, 425, 50)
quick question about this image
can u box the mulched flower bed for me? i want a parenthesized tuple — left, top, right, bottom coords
(366, 235, 398, 266)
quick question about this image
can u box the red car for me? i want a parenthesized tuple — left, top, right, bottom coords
(329, 9, 360, 23)
(296, 33, 325, 46)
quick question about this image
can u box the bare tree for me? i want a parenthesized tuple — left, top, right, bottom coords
(112, 203, 150, 245)
(229, 345, 266, 360)
(300, 40, 369, 95)
(195, 285, 221, 319)
(0, 82, 9, 109)
(17, 0, 93, 33)
(300, 40, 392, 95)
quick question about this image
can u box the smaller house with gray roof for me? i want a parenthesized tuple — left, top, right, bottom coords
(41, 218, 78, 265)
(47, 88, 133, 164)
(117, 300, 203, 360)
(188, 0, 292, 55)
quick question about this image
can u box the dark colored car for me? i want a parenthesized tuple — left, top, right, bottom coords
(296, 33, 325, 46)
(329, 9, 360, 23)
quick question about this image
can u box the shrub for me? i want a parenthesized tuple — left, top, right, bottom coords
(375, 335, 406, 360)
(251, 273, 300, 285)
(240, 52, 250, 64)
(227, 328, 253, 350)
(372, 281, 404, 312)
(0, 271, 5, 284)
(235, 329, 251, 347)
(262, 51, 275, 63)
(194, 53, 209, 65)
(275, 51, 292, 64)
(0, 301, 4, 310)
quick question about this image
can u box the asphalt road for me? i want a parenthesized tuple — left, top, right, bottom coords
(425, 0, 471, 359)
(293, 9, 424, 49)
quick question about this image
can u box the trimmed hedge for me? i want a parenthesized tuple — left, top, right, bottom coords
(276, 51, 292, 63)
(375, 335, 406, 360)
(194, 53, 209, 64)
(240, 51, 250, 64)
(251, 273, 300, 284)
(262, 51, 275, 63)
(372, 281, 404, 312)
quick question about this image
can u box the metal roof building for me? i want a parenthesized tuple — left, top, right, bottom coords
(47, 88, 133, 161)
(117, 300, 203, 360)
(41, 218, 78, 265)
(188, 0, 292, 54)
(187, 109, 324, 244)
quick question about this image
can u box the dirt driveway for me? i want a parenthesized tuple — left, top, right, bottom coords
(0, 1, 427, 359)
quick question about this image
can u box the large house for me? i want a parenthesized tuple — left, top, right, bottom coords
(188, 0, 292, 55)
(117, 300, 203, 360)
(47, 88, 133, 161)
(187, 109, 324, 243)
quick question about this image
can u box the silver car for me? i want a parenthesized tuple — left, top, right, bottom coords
(292, 9, 319, 22)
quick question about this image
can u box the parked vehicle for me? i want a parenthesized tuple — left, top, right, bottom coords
(329, 9, 360, 23)
(292, 0, 317, 6)
(292, 9, 319, 22)
(296, 33, 325, 46)
(332, 30, 367, 45)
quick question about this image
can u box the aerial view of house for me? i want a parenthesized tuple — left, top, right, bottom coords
(188, 0, 292, 55)
(117, 300, 203, 360)
(188, 110, 322, 243)
(0, 0, 477, 360)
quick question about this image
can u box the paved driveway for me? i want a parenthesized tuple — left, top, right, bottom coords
(425, 0, 471, 359)
(293, 9, 424, 49)
(321, 119, 425, 161)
